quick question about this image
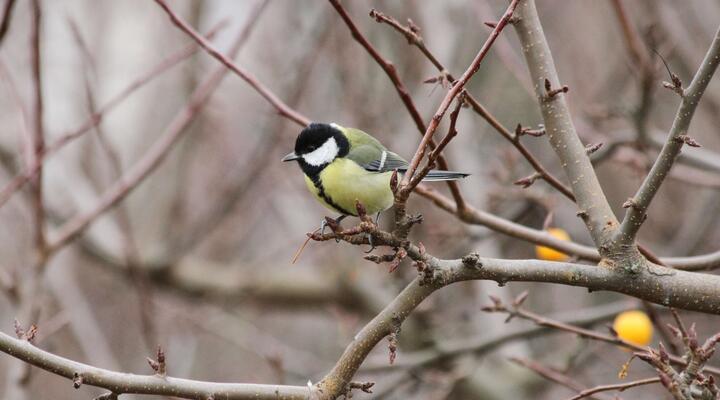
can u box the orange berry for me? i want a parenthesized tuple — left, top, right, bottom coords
(613, 310, 653, 346)
(535, 228, 570, 261)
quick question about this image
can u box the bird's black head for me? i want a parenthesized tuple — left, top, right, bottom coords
(284, 123, 349, 176)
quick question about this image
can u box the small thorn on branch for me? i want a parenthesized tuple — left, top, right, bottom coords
(461, 253, 481, 269)
(422, 73, 451, 88)
(363, 253, 395, 264)
(544, 78, 569, 99)
(73, 372, 83, 389)
(13, 319, 23, 339)
(514, 123, 545, 139)
(585, 142, 603, 155)
(147, 345, 166, 376)
(388, 248, 407, 273)
(622, 198, 643, 210)
(348, 381, 375, 394)
(513, 172, 542, 188)
(389, 170, 399, 194)
(654, 49, 684, 97)
(354, 199, 368, 220)
(675, 134, 701, 147)
(485, 17, 518, 28)
(13, 320, 38, 343)
(387, 315, 401, 365)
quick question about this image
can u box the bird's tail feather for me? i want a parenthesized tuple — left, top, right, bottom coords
(420, 170, 470, 182)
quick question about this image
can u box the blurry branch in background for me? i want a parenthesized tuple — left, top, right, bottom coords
(0, 19, 230, 210)
(564, 377, 661, 400)
(512, 357, 659, 400)
(6, 2, 48, 397)
(480, 295, 720, 375)
(616, 26, 720, 247)
(45, 3, 267, 255)
(167, 4, 328, 260)
(361, 301, 629, 372)
(153, 0, 311, 127)
(510, 357, 618, 400)
(69, 17, 158, 351)
(0, 0, 16, 47)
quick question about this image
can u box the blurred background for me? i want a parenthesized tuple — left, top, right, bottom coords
(0, 0, 719, 398)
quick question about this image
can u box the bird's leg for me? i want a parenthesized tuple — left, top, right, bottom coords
(363, 213, 381, 253)
(320, 215, 347, 242)
(364, 236, 376, 253)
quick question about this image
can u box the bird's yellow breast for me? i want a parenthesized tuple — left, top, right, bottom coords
(303, 159, 394, 216)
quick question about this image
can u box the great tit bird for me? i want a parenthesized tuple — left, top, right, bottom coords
(282, 123, 469, 226)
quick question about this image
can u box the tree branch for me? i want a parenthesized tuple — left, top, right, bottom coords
(399, 0, 520, 190)
(328, 0, 464, 208)
(0, 0, 16, 47)
(0, 331, 310, 400)
(565, 377, 660, 400)
(369, 8, 575, 200)
(616, 26, 720, 246)
(513, 0, 619, 250)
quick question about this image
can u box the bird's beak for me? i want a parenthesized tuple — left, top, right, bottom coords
(282, 152, 300, 162)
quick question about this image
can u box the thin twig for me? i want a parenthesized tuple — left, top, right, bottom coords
(565, 377, 660, 400)
(153, 0, 311, 127)
(511, 357, 614, 400)
(0, 0, 16, 46)
(0, 20, 229, 210)
(616, 26, 720, 246)
(400, 0, 520, 190)
(482, 301, 720, 373)
(370, 8, 574, 200)
(329, 0, 465, 209)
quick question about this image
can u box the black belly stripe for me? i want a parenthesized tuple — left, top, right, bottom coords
(308, 173, 354, 216)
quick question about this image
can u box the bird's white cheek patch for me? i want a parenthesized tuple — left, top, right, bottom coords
(303, 137, 339, 166)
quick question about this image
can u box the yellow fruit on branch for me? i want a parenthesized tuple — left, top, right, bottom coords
(613, 310, 653, 346)
(535, 228, 570, 261)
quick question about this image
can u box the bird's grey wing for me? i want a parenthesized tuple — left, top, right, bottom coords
(350, 147, 409, 172)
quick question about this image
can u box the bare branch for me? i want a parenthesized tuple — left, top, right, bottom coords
(0, 0, 16, 47)
(329, 0, 464, 208)
(617, 26, 720, 246)
(513, 0, 619, 250)
(400, 0, 520, 189)
(565, 377, 660, 400)
(0, 331, 310, 399)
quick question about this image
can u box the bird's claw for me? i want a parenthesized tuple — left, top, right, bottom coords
(320, 215, 346, 242)
(364, 232, 376, 253)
